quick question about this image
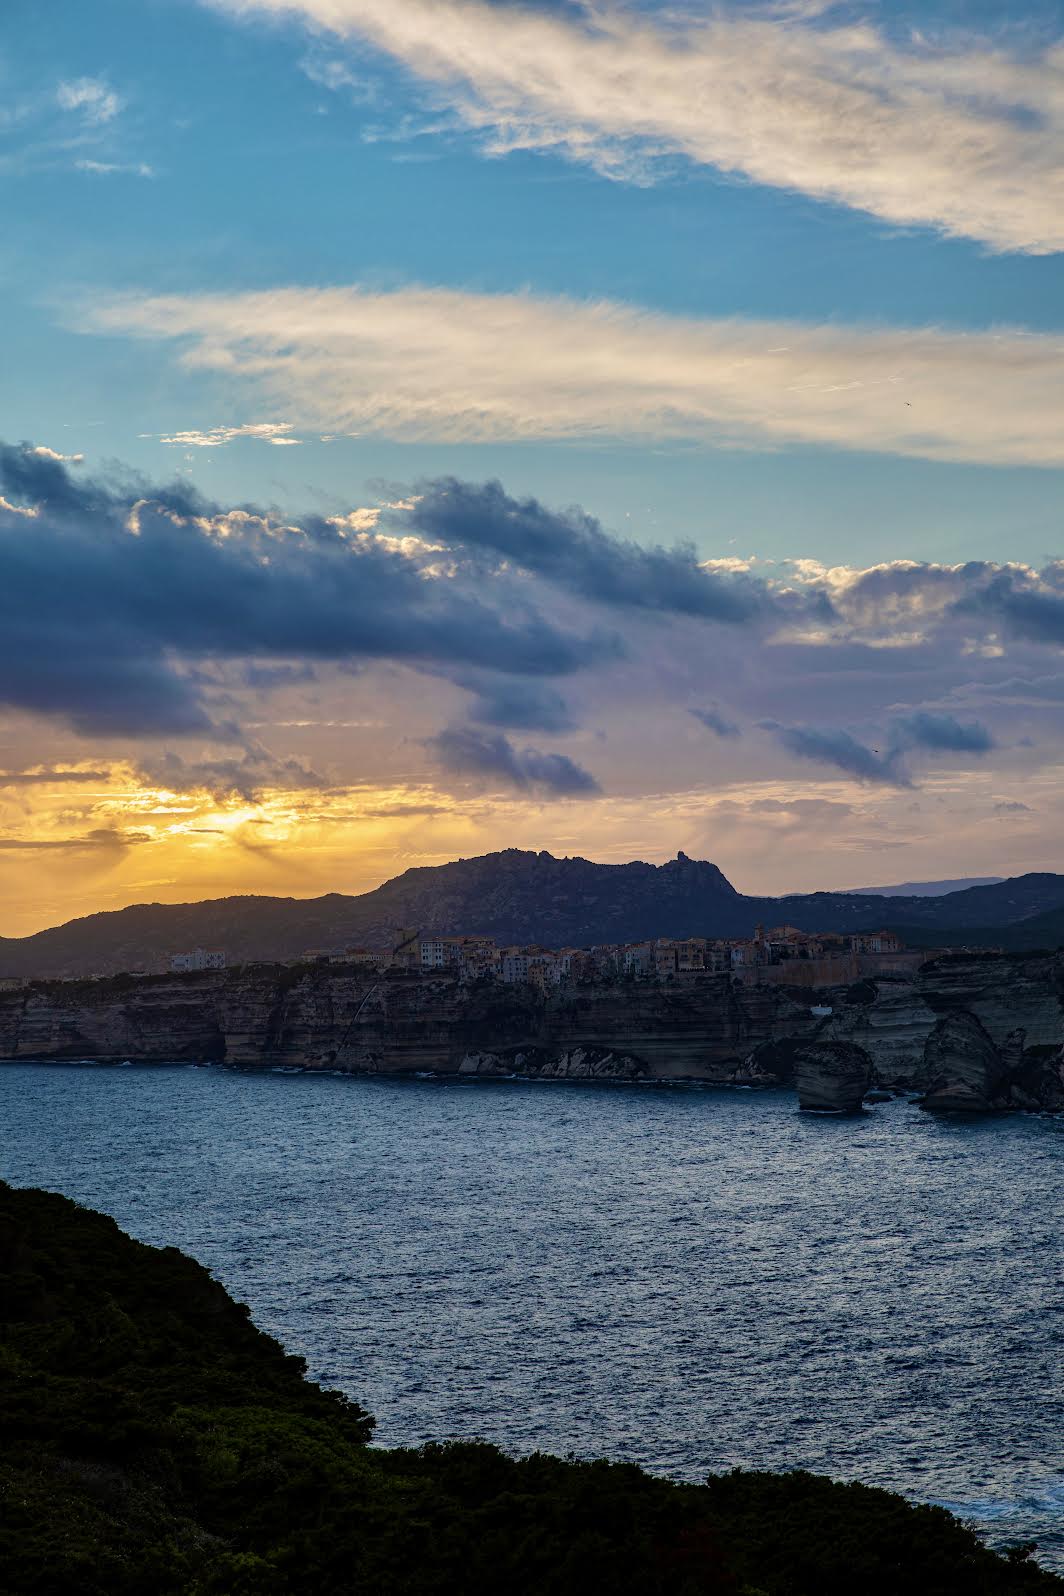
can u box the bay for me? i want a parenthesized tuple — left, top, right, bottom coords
(2, 1063, 1062, 1568)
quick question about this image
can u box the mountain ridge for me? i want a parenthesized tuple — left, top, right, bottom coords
(2, 848, 1063, 978)
(843, 876, 1005, 897)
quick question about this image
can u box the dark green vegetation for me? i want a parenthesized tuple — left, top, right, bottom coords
(893, 906, 1064, 953)
(3, 851, 1064, 978)
(1, 1181, 1060, 1596)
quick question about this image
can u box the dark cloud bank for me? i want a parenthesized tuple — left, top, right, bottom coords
(0, 446, 612, 744)
(2, 446, 1061, 796)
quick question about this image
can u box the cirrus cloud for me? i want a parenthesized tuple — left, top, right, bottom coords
(206, 0, 1064, 253)
(86, 284, 1064, 465)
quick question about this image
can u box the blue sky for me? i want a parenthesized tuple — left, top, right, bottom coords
(2, 0, 1064, 929)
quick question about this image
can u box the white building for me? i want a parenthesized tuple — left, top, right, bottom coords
(500, 950, 531, 984)
(170, 947, 226, 973)
(419, 938, 454, 969)
(420, 935, 497, 971)
(622, 943, 653, 976)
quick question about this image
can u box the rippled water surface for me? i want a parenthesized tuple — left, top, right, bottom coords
(3, 1064, 1062, 1567)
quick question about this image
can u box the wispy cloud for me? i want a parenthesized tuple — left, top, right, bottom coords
(75, 158, 155, 178)
(57, 77, 122, 126)
(149, 422, 303, 447)
(689, 706, 742, 739)
(1, 74, 144, 180)
(209, 0, 1064, 252)
(87, 284, 1064, 465)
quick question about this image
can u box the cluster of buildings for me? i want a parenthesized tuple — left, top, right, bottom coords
(170, 947, 227, 973)
(0, 925, 910, 991)
(316, 923, 905, 989)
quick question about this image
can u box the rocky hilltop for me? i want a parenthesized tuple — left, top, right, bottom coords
(3, 951, 1061, 1112)
(3, 850, 1064, 979)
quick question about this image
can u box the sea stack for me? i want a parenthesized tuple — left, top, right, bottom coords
(795, 1041, 872, 1113)
(921, 1010, 1006, 1111)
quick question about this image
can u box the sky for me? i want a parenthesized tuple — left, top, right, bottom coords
(2, 0, 1064, 935)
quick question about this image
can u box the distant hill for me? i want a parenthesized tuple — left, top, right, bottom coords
(2, 849, 1063, 978)
(893, 903, 1064, 953)
(844, 876, 1005, 897)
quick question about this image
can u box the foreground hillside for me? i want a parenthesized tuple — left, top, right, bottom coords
(1, 1181, 1058, 1595)
(3, 850, 1064, 978)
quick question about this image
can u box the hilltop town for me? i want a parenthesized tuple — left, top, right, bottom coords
(284, 922, 914, 991)
(0, 923, 915, 995)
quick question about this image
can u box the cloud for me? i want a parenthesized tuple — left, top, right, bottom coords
(889, 711, 995, 754)
(689, 706, 741, 739)
(57, 78, 122, 126)
(458, 674, 577, 732)
(0, 443, 614, 739)
(764, 710, 995, 784)
(764, 722, 906, 785)
(74, 159, 155, 178)
(786, 557, 1064, 653)
(954, 565, 1064, 646)
(0, 827, 147, 852)
(426, 724, 600, 795)
(208, 0, 1064, 252)
(242, 662, 319, 691)
(137, 747, 326, 801)
(88, 285, 1064, 465)
(748, 798, 853, 821)
(30, 445, 84, 463)
(393, 478, 765, 621)
(0, 768, 110, 787)
(152, 422, 302, 448)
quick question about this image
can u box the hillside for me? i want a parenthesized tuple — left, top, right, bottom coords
(845, 877, 1004, 896)
(2, 849, 1063, 977)
(2, 1180, 1059, 1595)
(894, 904, 1064, 954)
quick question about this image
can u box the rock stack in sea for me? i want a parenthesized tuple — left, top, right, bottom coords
(794, 1040, 872, 1113)
(921, 1010, 1006, 1111)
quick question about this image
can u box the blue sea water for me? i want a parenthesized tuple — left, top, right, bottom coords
(2, 1063, 1062, 1569)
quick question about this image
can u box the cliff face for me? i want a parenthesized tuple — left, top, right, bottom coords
(1, 952, 1062, 1111)
(0, 967, 814, 1081)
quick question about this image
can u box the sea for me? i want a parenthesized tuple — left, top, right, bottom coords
(2, 1062, 1062, 1569)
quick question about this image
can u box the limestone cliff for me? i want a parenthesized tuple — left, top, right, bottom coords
(1, 953, 1062, 1112)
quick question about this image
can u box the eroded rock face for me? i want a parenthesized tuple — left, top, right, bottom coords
(457, 1047, 648, 1080)
(922, 1011, 1005, 1111)
(795, 1041, 872, 1113)
(825, 977, 939, 1088)
(1, 954, 1061, 1113)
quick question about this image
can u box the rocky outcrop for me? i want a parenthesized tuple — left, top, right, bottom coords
(795, 1041, 872, 1113)
(824, 976, 939, 1087)
(457, 1046, 648, 1080)
(922, 1011, 1006, 1111)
